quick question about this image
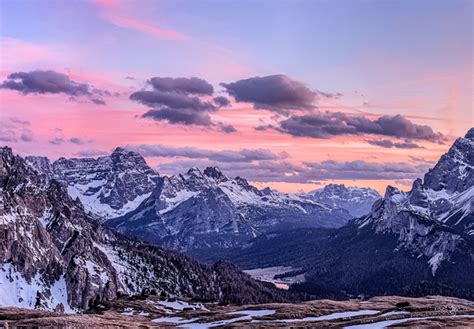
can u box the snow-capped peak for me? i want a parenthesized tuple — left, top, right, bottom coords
(26, 147, 160, 220)
(357, 128, 474, 275)
(304, 183, 381, 217)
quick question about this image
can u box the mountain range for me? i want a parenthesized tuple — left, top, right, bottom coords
(27, 150, 365, 251)
(2, 127, 472, 311)
(207, 128, 474, 300)
(106, 166, 352, 250)
(0, 147, 293, 311)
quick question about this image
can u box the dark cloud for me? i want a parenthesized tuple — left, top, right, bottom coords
(0, 70, 112, 105)
(130, 90, 216, 112)
(276, 112, 444, 142)
(156, 159, 302, 183)
(367, 139, 423, 149)
(217, 123, 237, 133)
(149, 77, 214, 95)
(221, 74, 337, 112)
(130, 76, 235, 132)
(0, 118, 33, 143)
(213, 96, 230, 107)
(156, 158, 428, 183)
(49, 136, 91, 146)
(49, 137, 65, 145)
(302, 160, 430, 181)
(126, 144, 288, 162)
(69, 137, 90, 145)
(142, 108, 213, 126)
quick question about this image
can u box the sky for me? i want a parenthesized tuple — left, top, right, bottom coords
(0, 0, 472, 194)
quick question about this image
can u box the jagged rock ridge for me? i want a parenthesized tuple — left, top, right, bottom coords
(106, 166, 352, 250)
(26, 147, 159, 220)
(304, 184, 381, 217)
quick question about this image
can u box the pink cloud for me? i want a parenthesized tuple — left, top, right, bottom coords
(90, 0, 186, 41)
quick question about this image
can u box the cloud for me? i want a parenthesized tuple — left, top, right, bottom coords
(126, 144, 288, 162)
(221, 74, 337, 112)
(217, 123, 237, 133)
(49, 136, 92, 146)
(156, 158, 429, 183)
(275, 112, 445, 142)
(142, 108, 213, 126)
(149, 77, 214, 95)
(302, 160, 430, 181)
(156, 159, 302, 183)
(367, 139, 423, 149)
(130, 90, 216, 112)
(69, 137, 91, 145)
(130, 76, 235, 133)
(0, 70, 112, 105)
(213, 96, 230, 107)
(75, 149, 108, 157)
(90, 0, 185, 41)
(137, 143, 427, 183)
(49, 137, 65, 145)
(0, 118, 33, 143)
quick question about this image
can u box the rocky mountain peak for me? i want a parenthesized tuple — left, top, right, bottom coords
(0, 146, 14, 159)
(423, 128, 473, 193)
(186, 166, 203, 177)
(26, 148, 160, 220)
(203, 166, 228, 182)
(358, 128, 474, 275)
(465, 127, 474, 140)
(112, 146, 128, 154)
(306, 183, 381, 217)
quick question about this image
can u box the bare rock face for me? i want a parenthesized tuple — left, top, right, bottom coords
(304, 184, 381, 217)
(26, 147, 160, 220)
(106, 166, 352, 251)
(356, 128, 474, 275)
(0, 147, 292, 312)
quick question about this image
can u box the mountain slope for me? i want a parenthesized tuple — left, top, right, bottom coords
(26, 147, 159, 220)
(0, 147, 294, 311)
(296, 129, 474, 299)
(304, 184, 381, 217)
(206, 128, 474, 300)
(106, 166, 351, 250)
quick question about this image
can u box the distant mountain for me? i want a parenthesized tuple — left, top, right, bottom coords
(303, 184, 381, 217)
(0, 147, 293, 311)
(208, 128, 474, 300)
(106, 166, 352, 251)
(26, 147, 159, 220)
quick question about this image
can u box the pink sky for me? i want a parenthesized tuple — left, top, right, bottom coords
(0, 0, 472, 194)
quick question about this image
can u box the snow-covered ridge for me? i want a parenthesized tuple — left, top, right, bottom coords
(26, 147, 159, 220)
(303, 184, 381, 217)
(107, 166, 352, 250)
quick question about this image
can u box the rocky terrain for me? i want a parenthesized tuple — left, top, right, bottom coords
(1, 295, 473, 328)
(26, 147, 160, 220)
(106, 166, 351, 251)
(0, 147, 295, 312)
(303, 184, 381, 217)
